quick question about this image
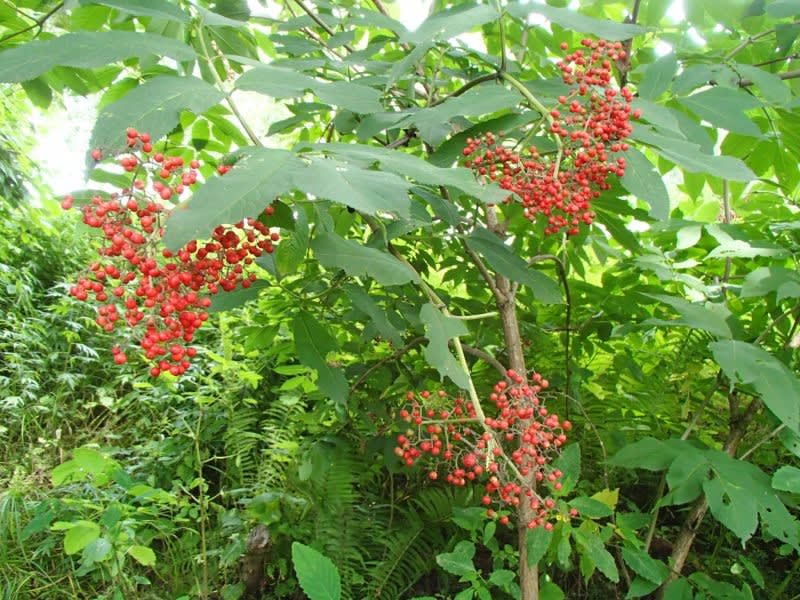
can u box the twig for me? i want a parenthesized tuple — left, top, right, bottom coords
(458, 343, 508, 377)
(197, 28, 261, 146)
(740, 423, 786, 460)
(0, 1, 64, 44)
(292, 0, 355, 53)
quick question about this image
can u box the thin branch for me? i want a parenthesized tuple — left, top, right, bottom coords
(197, 29, 261, 146)
(740, 423, 786, 460)
(350, 337, 426, 393)
(721, 180, 732, 289)
(458, 343, 508, 377)
(738, 68, 800, 86)
(292, 0, 355, 53)
(0, 1, 64, 44)
(725, 21, 800, 61)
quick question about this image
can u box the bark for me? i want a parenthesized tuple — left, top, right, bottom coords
(242, 524, 271, 599)
(657, 397, 760, 596)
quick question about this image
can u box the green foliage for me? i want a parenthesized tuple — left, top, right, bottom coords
(2, 0, 800, 598)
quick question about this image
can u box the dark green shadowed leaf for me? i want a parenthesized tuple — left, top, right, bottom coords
(292, 312, 348, 406)
(79, 0, 190, 22)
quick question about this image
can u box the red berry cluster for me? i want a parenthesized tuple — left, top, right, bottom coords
(394, 369, 573, 529)
(463, 39, 640, 236)
(63, 129, 279, 377)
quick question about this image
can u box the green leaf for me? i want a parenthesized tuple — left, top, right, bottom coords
(621, 547, 669, 584)
(302, 157, 412, 217)
(645, 293, 735, 338)
(128, 544, 156, 566)
(80, 0, 190, 22)
(310, 142, 509, 204)
(488, 569, 515, 587)
(465, 228, 562, 303)
(82, 537, 113, 564)
(208, 281, 270, 313)
(638, 54, 679, 99)
(553, 443, 581, 495)
(64, 521, 100, 555)
(526, 525, 553, 567)
(703, 474, 759, 542)
(0, 32, 195, 83)
(419, 303, 470, 388)
(292, 312, 348, 406)
(665, 450, 709, 505)
(768, 0, 800, 17)
(710, 340, 800, 432)
(736, 64, 792, 106)
(311, 232, 417, 286)
(90, 76, 224, 160)
(632, 125, 755, 181)
(402, 4, 498, 44)
(52, 447, 116, 486)
(620, 148, 670, 220)
(569, 497, 613, 519)
(452, 506, 487, 531)
(574, 530, 619, 582)
(740, 266, 800, 300)
(662, 578, 694, 600)
(680, 88, 762, 137)
(236, 66, 381, 113)
(435, 540, 477, 577)
(609, 437, 679, 471)
(625, 578, 660, 599)
(772, 465, 800, 493)
(506, 3, 646, 40)
(164, 148, 300, 250)
(291, 542, 341, 600)
(539, 582, 565, 600)
(345, 285, 403, 346)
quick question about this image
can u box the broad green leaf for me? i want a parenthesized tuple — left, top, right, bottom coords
(507, 3, 646, 39)
(292, 311, 348, 406)
(164, 148, 300, 250)
(574, 530, 619, 582)
(645, 293, 734, 338)
(710, 340, 800, 432)
(662, 578, 693, 600)
(664, 450, 709, 505)
(128, 544, 156, 566)
(82, 537, 113, 564)
(90, 76, 224, 160)
(419, 303, 470, 388)
(310, 142, 509, 204)
(302, 157, 412, 218)
(488, 569, 514, 587)
(452, 506, 487, 531)
(736, 64, 792, 106)
(638, 54, 679, 99)
(539, 582, 565, 600)
(64, 521, 100, 555)
(620, 148, 670, 220)
(0, 32, 195, 83)
(768, 0, 800, 17)
(80, 0, 190, 22)
(569, 497, 613, 518)
(773, 465, 800, 493)
(402, 4, 498, 44)
(345, 285, 404, 346)
(209, 281, 271, 313)
(466, 228, 562, 303)
(609, 437, 678, 471)
(680, 88, 762, 137)
(52, 447, 116, 486)
(740, 266, 800, 300)
(236, 66, 381, 113)
(526, 525, 553, 567)
(311, 232, 417, 286)
(621, 548, 669, 584)
(626, 578, 660, 598)
(703, 474, 759, 542)
(632, 125, 755, 181)
(553, 443, 581, 495)
(291, 542, 341, 600)
(435, 540, 477, 577)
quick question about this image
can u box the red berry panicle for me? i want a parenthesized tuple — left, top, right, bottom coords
(463, 39, 640, 236)
(395, 369, 573, 530)
(62, 129, 280, 377)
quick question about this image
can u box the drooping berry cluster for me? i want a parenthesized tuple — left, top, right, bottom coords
(63, 130, 279, 377)
(394, 369, 574, 529)
(463, 39, 640, 236)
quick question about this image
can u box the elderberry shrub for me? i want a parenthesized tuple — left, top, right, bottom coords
(463, 39, 641, 236)
(395, 369, 576, 530)
(62, 129, 279, 377)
